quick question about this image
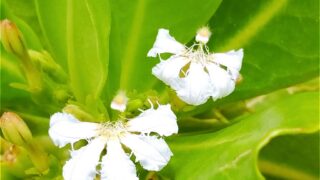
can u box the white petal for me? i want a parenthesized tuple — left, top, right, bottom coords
(147, 29, 185, 57)
(49, 113, 99, 147)
(206, 63, 235, 100)
(152, 56, 189, 90)
(176, 62, 213, 105)
(211, 49, 243, 80)
(121, 134, 173, 171)
(101, 139, 138, 180)
(127, 104, 178, 136)
(63, 137, 106, 180)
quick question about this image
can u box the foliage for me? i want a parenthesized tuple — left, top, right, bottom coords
(0, 0, 319, 179)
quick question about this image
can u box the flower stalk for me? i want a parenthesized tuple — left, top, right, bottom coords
(0, 19, 42, 93)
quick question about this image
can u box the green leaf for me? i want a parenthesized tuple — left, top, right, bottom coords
(35, 0, 111, 104)
(209, 0, 319, 101)
(259, 132, 319, 180)
(34, 0, 68, 69)
(106, 0, 222, 98)
(161, 92, 319, 179)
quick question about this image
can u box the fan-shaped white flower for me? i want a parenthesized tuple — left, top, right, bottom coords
(49, 104, 178, 180)
(148, 27, 244, 105)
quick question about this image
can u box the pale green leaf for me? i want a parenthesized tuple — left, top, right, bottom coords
(35, 0, 111, 103)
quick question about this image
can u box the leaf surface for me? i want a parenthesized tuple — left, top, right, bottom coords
(161, 92, 319, 179)
(35, 0, 111, 103)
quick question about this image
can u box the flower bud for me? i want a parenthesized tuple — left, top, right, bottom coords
(1, 20, 42, 92)
(0, 113, 49, 173)
(0, 112, 33, 146)
(28, 50, 68, 83)
(111, 91, 128, 112)
(196, 26, 212, 44)
(0, 19, 27, 57)
(1, 141, 19, 164)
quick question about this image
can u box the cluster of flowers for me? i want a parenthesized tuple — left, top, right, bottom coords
(49, 27, 243, 180)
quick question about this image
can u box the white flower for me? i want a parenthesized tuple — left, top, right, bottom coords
(49, 104, 178, 180)
(148, 27, 244, 105)
(110, 91, 128, 112)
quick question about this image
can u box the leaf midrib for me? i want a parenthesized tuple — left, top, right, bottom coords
(119, 0, 146, 89)
(217, 0, 288, 51)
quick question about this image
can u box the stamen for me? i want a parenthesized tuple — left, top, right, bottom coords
(97, 121, 127, 139)
(147, 99, 154, 109)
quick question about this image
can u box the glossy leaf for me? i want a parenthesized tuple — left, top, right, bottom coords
(34, 0, 68, 69)
(161, 92, 319, 179)
(35, 0, 111, 103)
(259, 132, 319, 180)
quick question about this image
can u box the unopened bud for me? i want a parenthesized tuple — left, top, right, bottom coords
(0, 114, 49, 173)
(1, 20, 42, 92)
(28, 50, 68, 83)
(0, 112, 33, 146)
(0, 19, 27, 57)
(2, 145, 19, 164)
(111, 91, 128, 112)
(196, 26, 212, 44)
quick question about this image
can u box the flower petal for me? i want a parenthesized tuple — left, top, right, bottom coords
(121, 134, 173, 171)
(211, 49, 243, 80)
(176, 62, 213, 105)
(147, 29, 185, 57)
(206, 63, 235, 100)
(63, 137, 106, 180)
(127, 104, 178, 136)
(101, 139, 138, 180)
(49, 113, 99, 147)
(152, 56, 189, 90)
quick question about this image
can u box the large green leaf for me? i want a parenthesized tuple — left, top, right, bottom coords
(34, 0, 67, 69)
(209, 0, 319, 101)
(160, 92, 319, 179)
(259, 132, 319, 180)
(35, 0, 111, 103)
(106, 0, 222, 99)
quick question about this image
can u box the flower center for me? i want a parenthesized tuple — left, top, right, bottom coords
(182, 43, 212, 65)
(97, 121, 127, 139)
